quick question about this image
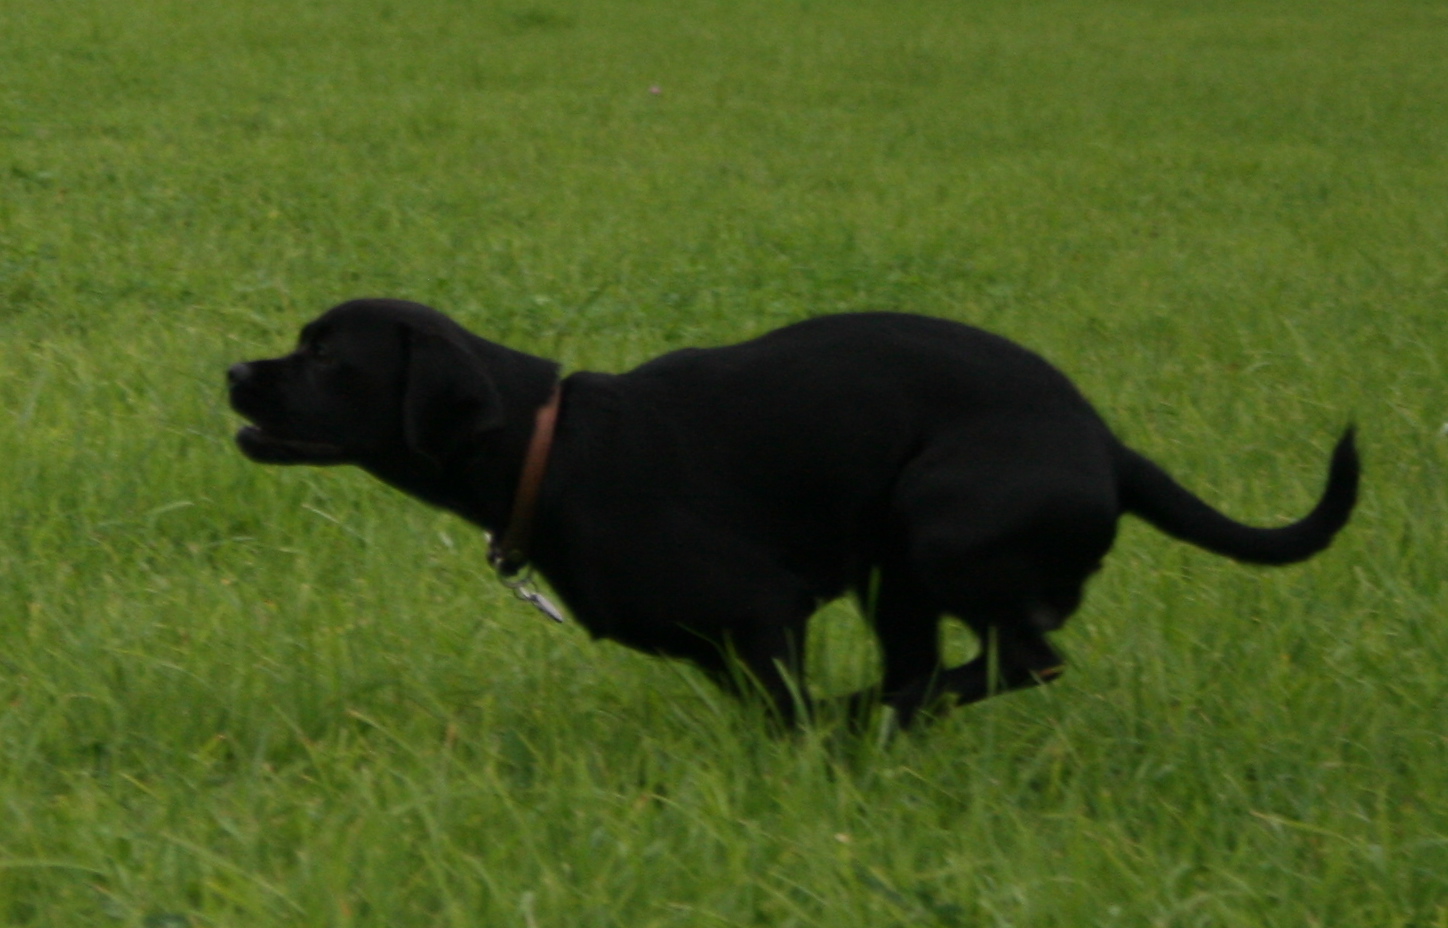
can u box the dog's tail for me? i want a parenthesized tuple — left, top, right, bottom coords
(1115, 427, 1359, 565)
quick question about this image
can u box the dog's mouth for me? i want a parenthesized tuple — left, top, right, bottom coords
(235, 424, 350, 465)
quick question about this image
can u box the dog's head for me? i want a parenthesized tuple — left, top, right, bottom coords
(228, 299, 508, 468)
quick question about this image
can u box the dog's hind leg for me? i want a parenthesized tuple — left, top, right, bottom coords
(848, 595, 1065, 728)
(933, 624, 1066, 706)
(878, 623, 1066, 727)
(893, 454, 1117, 714)
(913, 543, 1098, 711)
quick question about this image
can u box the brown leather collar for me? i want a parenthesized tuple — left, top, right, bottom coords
(489, 384, 561, 577)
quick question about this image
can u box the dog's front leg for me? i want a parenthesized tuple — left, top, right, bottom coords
(700, 624, 811, 729)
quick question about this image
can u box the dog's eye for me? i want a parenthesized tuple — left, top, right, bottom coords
(305, 341, 335, 364)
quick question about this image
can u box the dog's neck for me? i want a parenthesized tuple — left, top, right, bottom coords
(489, 383, 562, 575)
(360, 349, 563, 539)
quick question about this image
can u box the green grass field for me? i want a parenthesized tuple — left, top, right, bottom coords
(2, 0, 1446, 924)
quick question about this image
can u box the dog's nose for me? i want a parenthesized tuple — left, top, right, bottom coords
(227, 362, 253, 388)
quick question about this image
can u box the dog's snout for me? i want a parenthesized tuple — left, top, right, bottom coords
(228, 362, 253, 388)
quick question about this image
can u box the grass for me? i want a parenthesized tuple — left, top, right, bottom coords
(2, 0, 1447, 924)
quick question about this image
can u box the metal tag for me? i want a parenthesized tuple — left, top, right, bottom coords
(515, 584, 567, 624)
(492, 556, 568, 625)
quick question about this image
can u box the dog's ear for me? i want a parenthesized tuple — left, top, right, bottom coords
(402, 329, 505, 462)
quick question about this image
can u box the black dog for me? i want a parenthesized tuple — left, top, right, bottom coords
(228, 299, 1358, 726)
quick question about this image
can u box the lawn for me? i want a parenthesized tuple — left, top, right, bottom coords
(1, 0, 1446, 924)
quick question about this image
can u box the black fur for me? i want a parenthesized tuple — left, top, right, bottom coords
(228, 299, 1358, 726)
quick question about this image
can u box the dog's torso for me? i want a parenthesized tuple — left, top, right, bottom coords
(530, 313, 1118, 650)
